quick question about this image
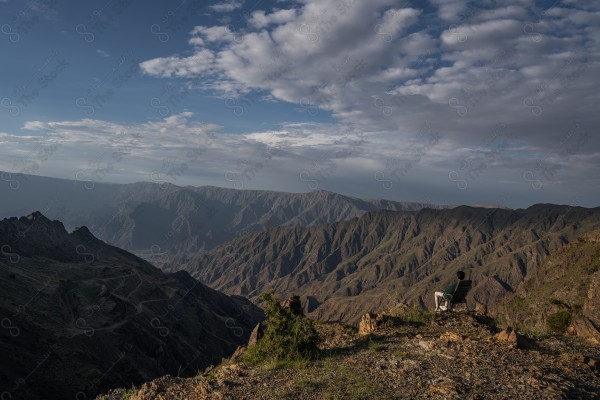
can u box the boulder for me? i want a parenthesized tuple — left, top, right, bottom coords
(248, 323, 263, 347)
(357, 312, 397, 336)
(418, 340, 435, 351)
(358, 313, 378, 336)
(566, 315, 600, 344)
(281, 295, 303, 316)
(231, 345, 246, 360)
(474, 301, 488, 315)
(495, 327, 534, 349)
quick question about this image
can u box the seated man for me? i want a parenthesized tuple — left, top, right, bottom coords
(434, 270, 465, 311)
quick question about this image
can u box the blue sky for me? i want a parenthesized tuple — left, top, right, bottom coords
(1, 0, 599, 207)
(0, 0, 329, 131)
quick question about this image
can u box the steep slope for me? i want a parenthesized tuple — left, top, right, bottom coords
(0, 172, 445, 265)
(0, 212, 263, 400)
(501, 230, 600, 340)
(174, 204, 600, 323)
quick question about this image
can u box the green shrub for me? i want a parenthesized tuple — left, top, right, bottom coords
(242, 290, 319, 365)
(546, 311, 572, 334)
(400, 304, 434, 324)
(121, 386, 137, 400)
(393, 349, 409, 359)
(368, 338, 385, 352)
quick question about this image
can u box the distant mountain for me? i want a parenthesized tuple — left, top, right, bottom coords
(0, 212, 263, 400)
(171, 204, 600, 324)
(0, 172, 446, 266)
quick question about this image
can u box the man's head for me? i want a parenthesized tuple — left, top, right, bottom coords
(456, 271, 465, 280)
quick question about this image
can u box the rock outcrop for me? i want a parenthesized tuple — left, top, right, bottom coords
(358, 313, 379, 336)
(567, 316, 600, 344)
(281, 295, 303, 316)
(248, 323, 264, 347)
(495, 327, 534, 349)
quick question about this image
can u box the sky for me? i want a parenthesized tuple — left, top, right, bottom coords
(0, 0, 599, 208)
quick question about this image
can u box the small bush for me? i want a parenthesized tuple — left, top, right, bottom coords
(546, 311, 572, 334)
(242, 290, 319, 366)
(393, 349, 409, 359)
(400, 304, 434, 324)
(381, 316, 403, 328)
(121, 386, 137, 400)
(528, 327, 550, 341)
(368, 339, 385, 352)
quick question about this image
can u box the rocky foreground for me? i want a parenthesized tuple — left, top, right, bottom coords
(98, 312, 600, 399)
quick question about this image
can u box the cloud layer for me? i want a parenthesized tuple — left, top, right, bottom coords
(2, 0, 599, 208)
(138, 0, 599, 147)
(137, 0, 600, 205)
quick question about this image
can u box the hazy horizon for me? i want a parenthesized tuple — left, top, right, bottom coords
(2, 169, 598, 210)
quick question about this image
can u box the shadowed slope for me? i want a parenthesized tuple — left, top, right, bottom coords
(0, 212, 263, 400)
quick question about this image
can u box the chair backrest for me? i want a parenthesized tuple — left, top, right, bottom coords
(449, 280, 472, 304)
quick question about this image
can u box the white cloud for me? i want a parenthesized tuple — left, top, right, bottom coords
(188, 37, 205, 46)
(209, 0, 243, 13)
(190, 25, 238, 42)
(430, 0, 468, 22)
(440, 19, 523, 47)
(96, 49, 110, 58)
(2, 110, 598, 207)
(139, 49, 215, 78)
(134, 0, 600, 205)
(476, 6, 527, 21)
(248, 9, 298, 28)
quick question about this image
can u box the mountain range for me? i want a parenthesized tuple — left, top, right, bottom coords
(169, 204, 600, 323)
(0, 171, 445, 267)
(2, 172, 600, 399)
(0, 212, 262, 400)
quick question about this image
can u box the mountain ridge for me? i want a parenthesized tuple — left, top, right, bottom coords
(0, 171, 449, 267)
(171, 203, 600, 323)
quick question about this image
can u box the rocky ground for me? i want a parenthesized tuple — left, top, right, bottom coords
(97, 312, 600, 399)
